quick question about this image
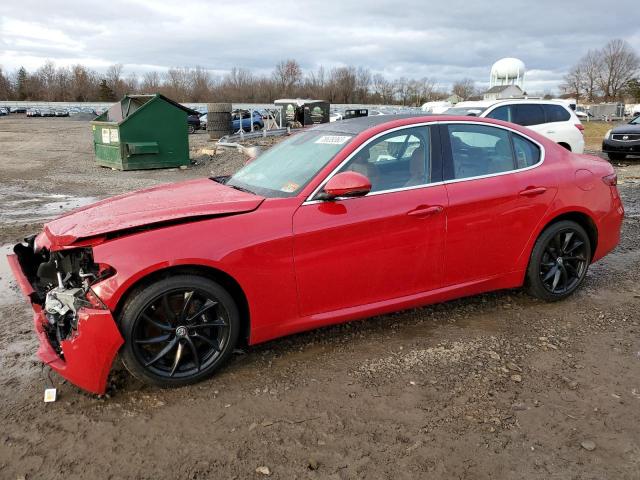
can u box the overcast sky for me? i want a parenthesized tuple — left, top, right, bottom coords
(1, 0, 638, 94)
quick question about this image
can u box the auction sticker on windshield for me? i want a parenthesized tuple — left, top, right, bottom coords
(315, 135, 351, 145)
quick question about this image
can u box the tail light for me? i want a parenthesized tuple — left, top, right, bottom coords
(575, 123, 585, 134)
(602, 173, 617, 186)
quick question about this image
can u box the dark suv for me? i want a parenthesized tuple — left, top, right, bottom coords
(602, 115, 640, 160)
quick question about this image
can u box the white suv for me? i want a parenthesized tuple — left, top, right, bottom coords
(445, 100, 585, 153)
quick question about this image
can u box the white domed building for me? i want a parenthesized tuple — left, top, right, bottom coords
(484, 58, 526, 100)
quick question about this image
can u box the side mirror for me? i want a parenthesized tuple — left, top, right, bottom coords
(316, 171, 371, 201)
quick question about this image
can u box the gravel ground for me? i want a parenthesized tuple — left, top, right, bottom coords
(0, 116, 639, 480)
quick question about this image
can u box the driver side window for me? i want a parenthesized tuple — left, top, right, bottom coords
(336, 126, 432, 193)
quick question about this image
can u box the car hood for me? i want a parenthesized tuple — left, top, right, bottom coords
(43, 178, 264, 248)
(611, 123, 640, 134)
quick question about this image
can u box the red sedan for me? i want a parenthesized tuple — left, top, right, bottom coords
(8, 115, 623, 394)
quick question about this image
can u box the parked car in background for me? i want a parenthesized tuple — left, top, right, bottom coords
(0, 107, 8, 116)
(575, 107, 593, 119)
(26, 108, 39, 117)
(11, 106, 27, 113)
(445, 99, 585, 153)
(602, 115, 640, 160)
(187, 114, 201, 134)
(54, 109, 69, 117)
(232, 110, 264, 131)
(199, 113, 208, 130)
(329, 110, 343, 122)
(8, 115, 623, 394)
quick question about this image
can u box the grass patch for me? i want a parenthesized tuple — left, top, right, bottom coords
(582, 121, 626, 151)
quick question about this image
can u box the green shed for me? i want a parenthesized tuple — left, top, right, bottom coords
(90, 94, 199, 170)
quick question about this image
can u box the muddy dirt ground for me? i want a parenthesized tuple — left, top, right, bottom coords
(0, 115, 639, 479)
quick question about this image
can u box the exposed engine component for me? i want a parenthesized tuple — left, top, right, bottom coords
(13, 237, 113, 356)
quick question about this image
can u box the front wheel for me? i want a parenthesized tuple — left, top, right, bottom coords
(188, 125, 196, 134)
(119, 275, 240, 388)
(525, 221, 591, 301)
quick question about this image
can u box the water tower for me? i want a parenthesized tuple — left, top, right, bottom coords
(489, 58, 525, 90)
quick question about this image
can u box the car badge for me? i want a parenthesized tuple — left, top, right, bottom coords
(623, 135, 629, 140)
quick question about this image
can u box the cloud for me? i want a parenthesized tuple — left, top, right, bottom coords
(0, 0, 638, 94)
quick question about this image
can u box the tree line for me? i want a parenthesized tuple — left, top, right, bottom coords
(3, 38, 637, 106)
(0, 59, 471, 106)
(562, 39, 640, 102)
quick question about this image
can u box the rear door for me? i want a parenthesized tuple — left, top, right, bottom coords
(440, 122, 556, 286)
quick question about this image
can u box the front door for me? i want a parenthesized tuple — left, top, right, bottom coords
(292, 125, 448, 316)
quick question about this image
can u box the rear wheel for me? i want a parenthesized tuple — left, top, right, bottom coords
(525, 221, 591, 301)
(188, 124, 196, 134)
(119, 275, 240, 388)
(607, 152, 626, 161)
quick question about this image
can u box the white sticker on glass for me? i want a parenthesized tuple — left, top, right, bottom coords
(314, 135, 351, 145)
(101, 128, 110, 144)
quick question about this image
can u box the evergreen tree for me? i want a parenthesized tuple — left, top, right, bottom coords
(16, 66, 28, 100)
(98, 79, 115, 101)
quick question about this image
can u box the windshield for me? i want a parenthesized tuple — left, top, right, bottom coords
(444, 107, 488, 116)
(630, 116, 640, 125)
(226, 130, 353, 197)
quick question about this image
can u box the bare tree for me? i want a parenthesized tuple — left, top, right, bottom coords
(105, 64, 126, 98)
(372, 74, 394, 104)
(0, 67, 13, 99)
(451, 78, 475, 100)
(141, 71, 161, 92)
(580, 50, 602, 102)
(190, 67, 212, 101)
(330, 67, 357, 103)
(70, 65, 97, 101)
(598, 39, 640, 100)
(273, 59, 302, 96)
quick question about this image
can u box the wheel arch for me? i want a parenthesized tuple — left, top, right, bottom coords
(113, 264, 251, 346)
(535, 210, 598, 261)
(558, 142, 572, 151)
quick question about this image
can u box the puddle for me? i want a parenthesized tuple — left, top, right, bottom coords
(0, 185, 97, 224)
(0, 244, 23, 307)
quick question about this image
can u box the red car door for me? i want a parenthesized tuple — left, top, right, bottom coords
(440, 123, 556, 286)
(292, 125, 448, 317)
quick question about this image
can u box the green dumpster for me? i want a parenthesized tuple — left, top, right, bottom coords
(90, 94, 199, 170)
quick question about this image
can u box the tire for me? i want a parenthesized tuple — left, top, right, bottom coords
(525, 220, 591, 302)
(207, 103, 232, 113)
(208, 120, 232, 130)
(119, 274, 240, 388)
(607, 152, 626, 161)
(188, 124, 196, 134)
(252, 122, 262, 131)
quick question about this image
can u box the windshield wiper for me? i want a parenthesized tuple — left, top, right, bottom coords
(228, 184, 256, 195)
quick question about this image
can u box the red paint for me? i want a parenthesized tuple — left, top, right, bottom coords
(9, 116, 624, 394)
(8, 255, 123, 394)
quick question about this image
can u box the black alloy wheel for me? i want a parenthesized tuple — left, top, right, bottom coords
(120, 275, 239, 387)
(526, 221, 591, 301)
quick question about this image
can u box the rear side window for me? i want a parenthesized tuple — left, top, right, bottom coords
(512, 134, 541, 168)
(446, 124, 515, 179)
(512, 104, 545, 126)
(486, 105, 512, 122)
(544, 104, 571, 123)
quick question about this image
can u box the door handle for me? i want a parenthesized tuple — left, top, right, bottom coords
(519, 187, 547, 197)
(546, 130, 555, 134)
(407, 205, 443, 217)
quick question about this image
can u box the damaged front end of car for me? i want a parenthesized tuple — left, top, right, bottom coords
(8, 235, 124, 394)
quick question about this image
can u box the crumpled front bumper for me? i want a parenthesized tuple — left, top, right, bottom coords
(7, 254, 124, 395)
